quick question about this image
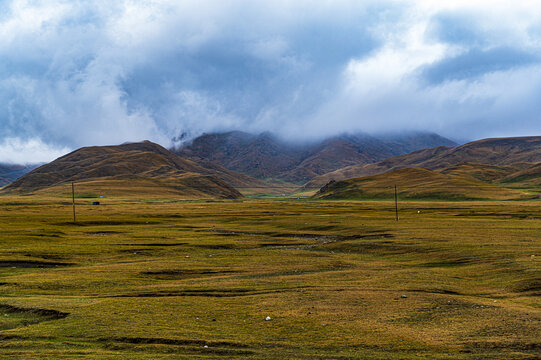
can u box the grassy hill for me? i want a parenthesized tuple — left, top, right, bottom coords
(439, 162, 520, 182)
(314, 167, 530, 201)
(499, 162, 541, 186)
(34, 174, 244, 199)
(306, 136, 541, 189)
(2, 141, 251, 199)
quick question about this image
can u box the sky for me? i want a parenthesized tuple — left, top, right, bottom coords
(1, 0, 541, 163)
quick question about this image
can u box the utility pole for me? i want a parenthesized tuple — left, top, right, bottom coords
(72, 182, 76, 224)
(394, 185, 399, 221)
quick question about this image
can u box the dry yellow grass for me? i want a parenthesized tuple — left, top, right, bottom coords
(0, 193, 539, 359)
(314, 167, 532, 200)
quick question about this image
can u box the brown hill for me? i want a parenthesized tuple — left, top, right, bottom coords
(499, 162, 541, 186)
(177, 131, 456, 183)
(305, 136, 541, 189)
(2, 141, 259, 199)
(178, 131, 308, 180)
(439, 163, 521, 183)
(314, 167, 529, 201)
(279, 134, 399, 181)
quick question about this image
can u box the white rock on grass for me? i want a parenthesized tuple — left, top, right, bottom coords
(265, 316, 271, 321)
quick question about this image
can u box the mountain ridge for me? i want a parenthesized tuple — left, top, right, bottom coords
(305, 136, 541, 189)
(176, 131, 457, 183)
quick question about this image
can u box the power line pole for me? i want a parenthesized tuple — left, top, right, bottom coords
(394, 185, 399, 221)
(72, 182, 76, 224)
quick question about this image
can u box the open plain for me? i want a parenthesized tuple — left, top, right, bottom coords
(0, 193, 539, 359)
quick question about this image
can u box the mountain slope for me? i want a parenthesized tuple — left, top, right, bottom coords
(306, 136, 541, 189)
(314, 167, 529, 201)
(178, 131, 307, 180)
(499, 162, 541, 186)
(439, 163, 521, 183)
(0, 164, 38, 187)
(177, 131, 456, 183)
(3, 141, 249, 199)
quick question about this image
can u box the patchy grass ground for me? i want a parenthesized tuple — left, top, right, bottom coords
(0, 195, 539, 359)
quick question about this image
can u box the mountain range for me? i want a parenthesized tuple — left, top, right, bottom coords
(2, 133, 540, 200)
(312, 136, 541, 200)
(305, 136, 541, 189)
(176, 131, 457, 183)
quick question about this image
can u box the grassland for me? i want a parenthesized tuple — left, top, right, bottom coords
(0, 194, 539, 359)
(313, 168, 537, 201)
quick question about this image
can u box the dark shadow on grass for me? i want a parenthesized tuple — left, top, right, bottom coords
(123, 243, 188, 247)
(513, 278, 541, 295)
(0, 260, 73, 268)
(108, 337, 251, 349)
(54, 220, 161, 226)
(102, 340, 255, 356)
(0, 304, 69, 331)
(111, 289, 277, 298)
(142, 269, 238, 280)
(420, 258, 473, 268)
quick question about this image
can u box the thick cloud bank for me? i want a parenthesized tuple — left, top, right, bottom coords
(1, 0, 541, 163)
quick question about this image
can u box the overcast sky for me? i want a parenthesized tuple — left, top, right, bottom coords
(1, 0, 541, 163)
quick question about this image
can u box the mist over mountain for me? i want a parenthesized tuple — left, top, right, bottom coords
(2, 1, 541, 163)
(177, 131, 456, 183)
(0, 163, 39, 187)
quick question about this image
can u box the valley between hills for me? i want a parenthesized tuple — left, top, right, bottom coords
(0, 132, 539, 359)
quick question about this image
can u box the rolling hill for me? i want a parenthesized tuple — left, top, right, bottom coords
(176, 131, 456, 183)
(439, 163, 521, 183)
(2, 141, 269, 199)
(313, 167, 530, 201)
(499, 162, 541, 186)
(305, 136, 541, 189)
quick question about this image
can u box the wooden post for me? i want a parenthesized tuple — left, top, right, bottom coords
(72, 182, 76, 224)
(394, 185, 399, 221)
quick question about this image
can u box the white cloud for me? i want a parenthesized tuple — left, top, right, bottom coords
(0, 137, 70, 164)
(165, 90, 244, 146)
(1, 0, 541, 162)
(0, 0, 72, 47)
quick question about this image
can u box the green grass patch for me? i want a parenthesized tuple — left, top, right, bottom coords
(0, 195, 538, 358)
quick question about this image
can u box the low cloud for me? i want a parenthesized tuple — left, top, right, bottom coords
(1, 0, 541, 162)
(0, 137, 70, 164)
